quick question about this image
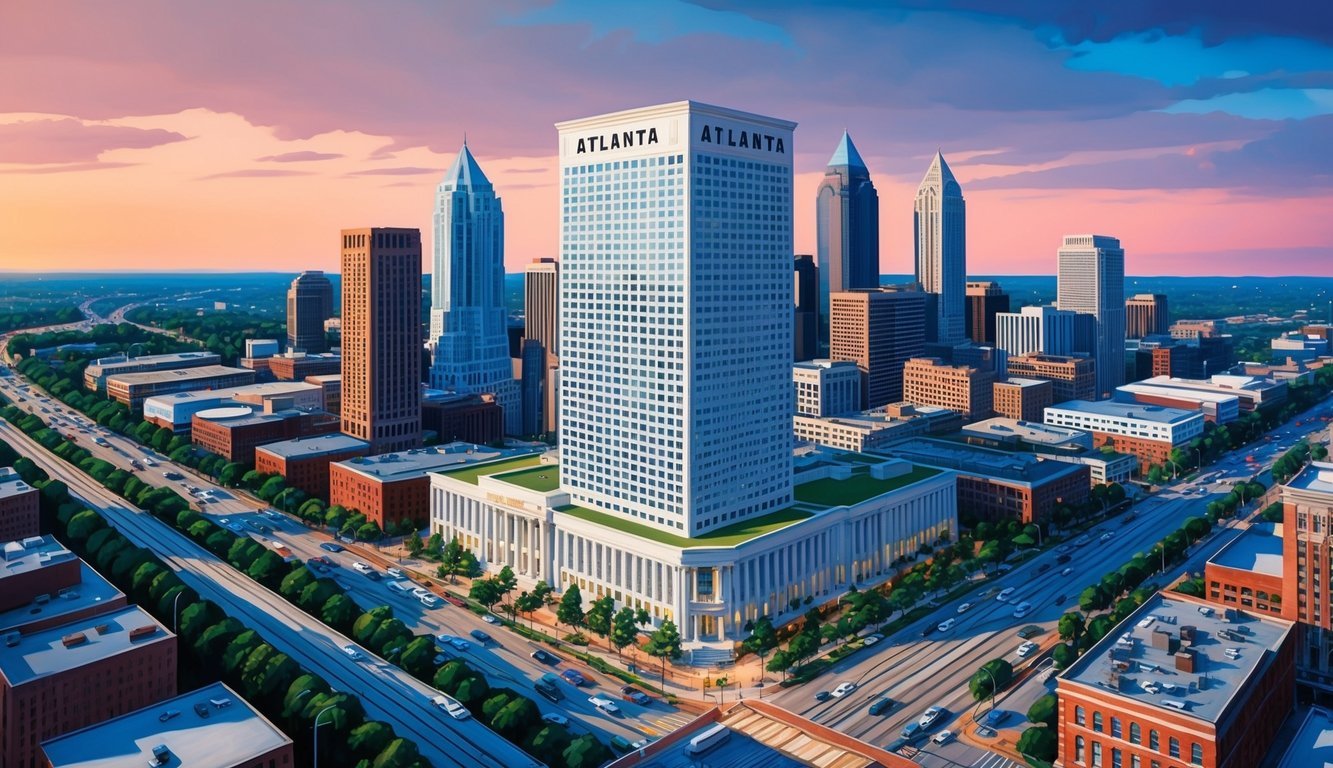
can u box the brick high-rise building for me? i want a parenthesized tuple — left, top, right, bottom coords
(340, 227, 422, 454)
(830, 289, 927, 409)
(964, 281, 1008, 345)
(1126, 293, 1168, 339)
(1006, 352, 1097, 403)
(0, 467, 39, 543)
(992, 377, 1052, 422)
(1281, 461, 1333, 691)
(902, 357, 994, 421)
(286, 270, 334, 353)
(524, 258, 559, 357)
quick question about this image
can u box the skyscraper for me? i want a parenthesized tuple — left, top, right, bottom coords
(556, 101, 795, 536)
(816, 132, 879, 351)
(965, 281, 1009, 345)
(1126, 293, 1169, 339)
(340, 227, 422, 454)
(524, 258, 559, 355)
(995, 305, 1079, 357)
(1057, 234, 1126, 399)
(794, 254, 818, 361)
(914, 152, 966, 344)
(428, 143, 521, 435)
(830, 289, 927, 409)
(286, 271, 334, 354)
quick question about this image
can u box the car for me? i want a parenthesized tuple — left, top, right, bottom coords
(1036, 563, 1051, 575)
(342, 645, 364, 660)
(1061, 567, 1074, 576)
(320, 542, 344, 553)
(431, 694, 471, 720)
(868, 697, 895, 716)
(412, 587, 431, 599)
(435, 633, 457, 646)
(317, 556, 338, 568)
(352, 561, 373, 574)
(1073, 535, 1090, 547)
(531, 649, 558, 665)
(932, 729, 954, 745)
(1099, 532, 1114, 542)
(814, 690, 832, 702)
(609, 735, 635, 753)
(956, 602, 972, 613)
(1016, 641, 1038, 658)
(863, 633, 883, 646)
(996, 587, 1016, 602)
(193, 702, 210, 718)
(620, 685, 651, 705)
(588, 696, 621, 715)
(937, 618, 956, 633)
(419, 594, 441, 608)
(482, 614, 501, 625)
(1056, 553, 1072, 564)
(920, 623, 937, 638)
(217, 517, 229, 526)
(985, 709, 1008, 727)
(541, 712, 570, 727)
(900, 722, 924, 741)
(158, 709, 181, 722)
(830, 682, 857, 698)
(562, 669, 589, 686)
(918, 705, 946, 729)
(164, 471, 184, 481)
(469, 629, 492, 643)
(1013, 602, 1032, 618)
(386, 567, 404, 578)
(1017, 625, 1042, 639)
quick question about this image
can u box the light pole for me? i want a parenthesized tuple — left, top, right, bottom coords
(974, 665, 999, 721)
(313, 704, 337, 768)
(1193, 447, 1203, 471)
(172, 591, 187, 634)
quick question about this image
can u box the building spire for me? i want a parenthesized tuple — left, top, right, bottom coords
(827, 131, 867, 171)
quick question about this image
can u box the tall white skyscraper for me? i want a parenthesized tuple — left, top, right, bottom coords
(555, 101, 796, 536)
(914, 152, 966, 344)
(995, 305, 1078, 357)
(428, 142, 520, 434)
(1056, 234, 1126, 399)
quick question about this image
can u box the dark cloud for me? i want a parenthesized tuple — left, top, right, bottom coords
(255, 150, 343, 162)
(0, 118, 186, 163)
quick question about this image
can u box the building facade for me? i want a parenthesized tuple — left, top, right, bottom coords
(964, 281, 1009, 345)
(902, 357, 994, 421)
(1057, 234, 1125, 399)
(190, 405, 340, 464)
(1044, 400, 1205, 472)
(994, 305, 1078, 357)
(523, 258, 559, 356)
(1126, 293, 1169, 339)
(1006, 352, 1097, 403)
(1205, 523, 1284, 617)
(254, 434, 370, 499)
(914, 152, 965, 344)
(794, 254, 819, 362)
(421, 392, 504, 445)
(792, 359, 861, 417)
(427, 144, 520, 435)
(82, 352, 219, 393)
(286, 270, 333, 354)
(816, 132, 879, 353)
(1281, 462, 1333, 691)
(992, 377, 1053, 422)
(0, 468, 39, 543)
(555, 101, 796, 537)
(830, 289, 927, 409)
(268, 353, 340, 381)
(105, 366, 256, 411)
(339, 227, 422, 454)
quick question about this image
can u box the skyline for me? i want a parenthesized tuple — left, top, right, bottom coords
(2, 2, 1331, 276)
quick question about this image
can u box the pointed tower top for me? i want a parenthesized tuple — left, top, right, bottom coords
(441, 142, 492, 190)
(827, 131, 868, 171)
(918, 150, 961, 195)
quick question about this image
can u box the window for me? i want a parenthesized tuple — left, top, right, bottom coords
(1169, 737, 1180, 758)
(1076, 736, 1086, 764)
(1092, 742, 1103, 768)
(1076, 706, 1086, 726)
(1112, 748, 1122, 768)
(1130, 723, 1141, 745)
(1191, 743, 1203, 765)
(1111, 717, 1122, 738)
(1093, 711, 1103, 732)
(1149, 730, 1159, 751)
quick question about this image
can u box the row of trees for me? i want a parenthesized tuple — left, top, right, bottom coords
(0, 303, 83, 334)
(126, 306, 286, 365)
(1274, 440, 1328, 485)
(2, 439, 426, 768)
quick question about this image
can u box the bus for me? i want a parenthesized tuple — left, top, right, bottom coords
(686, 723, 730, 756)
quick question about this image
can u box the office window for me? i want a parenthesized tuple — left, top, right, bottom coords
(1169, 737, 1180, 758)
(1076, 706, 1086, 726)
(1092, 742, 1103, 768)
(1129, 722, 1141, 744)
(1191, 743, 1203, 765)
(1075, 736, 1086, 764)
(1111, 717, 1122, 738)
(1093, 711, 1103, 732)
(1149, 730, 1159, 751)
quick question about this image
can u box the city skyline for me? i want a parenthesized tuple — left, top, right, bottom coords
(2, 3, 1331, 277)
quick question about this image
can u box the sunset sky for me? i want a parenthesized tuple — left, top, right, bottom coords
(1, 1, 1330, 276)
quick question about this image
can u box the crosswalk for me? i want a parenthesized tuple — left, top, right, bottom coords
(639, 710, 697, 737)
(966, 752, 1019, 768)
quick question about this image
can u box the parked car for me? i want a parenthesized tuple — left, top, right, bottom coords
(562, 669, 588, 686)
(531, 649, 558, 665)
(863, 633, 883, 646)
(985, 709, 1008, 727)
(932, 729, 954, 745)
(620, 686, 651, 705)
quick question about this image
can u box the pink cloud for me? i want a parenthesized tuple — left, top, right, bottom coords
(0, 117, 185, 163)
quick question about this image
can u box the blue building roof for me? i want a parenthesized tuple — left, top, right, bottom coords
(826, 131, 867, 171)
(440, 141, 492, 189)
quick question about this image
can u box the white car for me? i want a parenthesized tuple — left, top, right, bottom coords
(937, 619, 956, 633)
(482, 614, 501, 625)
(541, 712, 570, 727)
(918, 705, 946, 729)
(996, 587, 1015, 602)
(352, 562, 372, 574)
(589, 696, 621, 715)
(1012, 602, 1032, 618)
(932, 729, 954, 745)
(342, 645, 364, 660)
(956, 602, 972, 613)
(830, 682, 857, 698)
(387, 567, 404, 579)
(1016, 641, 1038, 658)
(432, 694, 470, 720)
(1099, 532, 1114, 542)
(419, 594, 441, 608)
(412, 587, 431, 600)
(863, 633, 883, 647)
(1061, 567, 1074, 576)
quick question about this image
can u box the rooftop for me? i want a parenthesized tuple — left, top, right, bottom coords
(494, 464, 561, 492)
(793, 464, 942, 507)
(0, 557, 123, 633)
(1275, 707, 1333, 768)
(1046, 399, 1201, 425)
(145, 381, 320, 405)
(559, 504, 815, 549)
(106, 365, 254, 386)
(1060, 592, 1292, 724)
(192, 404, 332, 429)
(962, 418, 1092, 448)
(1286, 461, 1333, 496)
(0, 605, 172, 686)
(1117, 382, 1241, 406)
(437, 453, 545, 485)
(1, 534, 77, 579)
(254, 434, 370, 460)
(613, 699, 912, 768)
(998, 377, 1050, 389)
(1208, 522, 1284, 577)
(873, 438, 1082, 487)
(338, 443, 541, 483)
(41, 682, 292, 768)
(0, 466, 34, 499)
(87, 351, 217, 371)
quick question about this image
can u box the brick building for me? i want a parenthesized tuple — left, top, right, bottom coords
(1044, 400, 1205, 473)
(0, 537, 126, 636)
(106, 365, 256, 411)
(0, 467, 39, 543)
(0, 606, 177, 768)
(1205, 522, 1284, 617)
(190, 405, 340, 464)
(1281, 461, 1333, 692)
(269, 352, 340, 381)
(255, 434, 370, 499)
(304, 374, 341, 417)
(41, 682, 293, 768)
(1057, 591, 1294, 768)
(991, 377, 1052, 422)
(421, 393, 504, 446)
(1004, 352, 1097, 403)
(902, 357, 994, 421)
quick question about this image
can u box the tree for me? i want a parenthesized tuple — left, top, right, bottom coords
(1027, 693, 1058, 727)
(494, 565, 518, 608)
(610, 607, 640, 659)
(371, 738, 420, 768)
(556, 584, 584, 634)
(969, 658, 1014, 702)
(1016, 726, 1058, 763)
(490, 696, 539, 741)
(514, 590, 543, 629)
(562, 734, 614, 768)
(348, 721, 395, 759)
(405, 531, 424, 558)
(1051, 642, 1078, 670)
(585, 595, 615, 649)
(441, 537, 464, 582)
(469, 579, 503, 611)
(322, 594, 359, 633)
(645, 619, 683, 685)
(1058, 612, 1085, 645)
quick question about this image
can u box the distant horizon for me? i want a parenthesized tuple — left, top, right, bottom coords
(3, 270, 1332, 280)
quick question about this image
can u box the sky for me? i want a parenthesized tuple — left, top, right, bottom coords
(1, 1, 1330, 277)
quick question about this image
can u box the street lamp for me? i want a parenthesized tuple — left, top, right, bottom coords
(172, 591, 187, 634)
(313, 704, 337, 768)
(973, 665, 1000, 721)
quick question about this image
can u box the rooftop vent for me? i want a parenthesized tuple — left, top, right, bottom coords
(1180, 625, 1198, 645)
(95, 623, 112, 635)
(61, 632, 88, 648)
(1175, 649, 1197, 673)
(129, 625, 158, 641)
(3, 631, 20, 647)
(150, 744, 171, 766)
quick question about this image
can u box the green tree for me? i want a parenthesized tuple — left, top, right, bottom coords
(441, 536, 464, 582)
(1052, 642, 1078, 670)
(1027, 693, 1058, 727)
(1058, 612, 1085, 645)
(1016, 726, 1058, 763)
(969, 658, 1013, 702)
(585, 595, 615, 649)
(490, 696, 539, 741)
(562, 734, 614, 768)
(347, 721, 395, 759)
(469, 578, 503, 611)
(405, 531, 424, 558)
(556, 584, 584, 634)
(371, 739, 420, 768)
(494, 564, 518, 608)
(514, 589, 544, 629)
(645, 619, 683, 686)
(610, 607, 641, 660)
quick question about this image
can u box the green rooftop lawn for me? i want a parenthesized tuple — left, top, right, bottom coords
(494, 464, 561, 492)
(557, 504, 814, 549)
(794, 465, 941, 507)
(830, 451, 880, 464)
(437, 454, 543, 485)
